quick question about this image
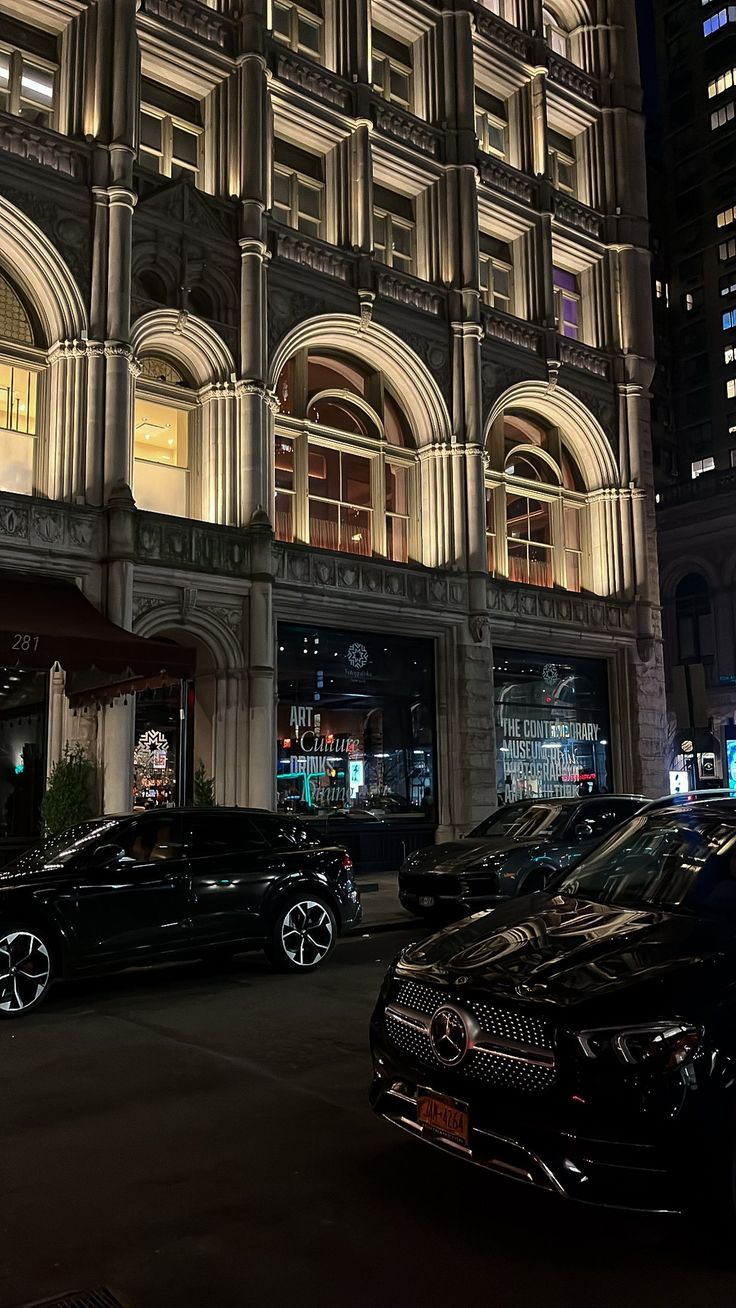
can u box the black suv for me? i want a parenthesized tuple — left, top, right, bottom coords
(0, 807, 361, 1017)
(399, 796, 645, 918)
(372, 799, 736, 1218)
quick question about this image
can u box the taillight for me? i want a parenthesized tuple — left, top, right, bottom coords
(342, 851, 353, 874)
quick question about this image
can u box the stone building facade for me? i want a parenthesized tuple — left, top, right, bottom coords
(0, 0, 666, 844)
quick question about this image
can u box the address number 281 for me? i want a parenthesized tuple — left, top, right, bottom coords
(12, 633, 39, 652)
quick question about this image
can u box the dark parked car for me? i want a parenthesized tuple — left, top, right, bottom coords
(371, 798, 736, 1219)
(398, 795, 646, 918)
(0, 807, 361, 1017)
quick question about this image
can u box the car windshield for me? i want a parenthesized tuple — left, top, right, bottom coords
(5, 819, 121, 873)
(560, 808, 736, 911)
(468, 803, 568, 841)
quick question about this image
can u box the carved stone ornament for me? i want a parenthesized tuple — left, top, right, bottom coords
(469, 614, 490, 644)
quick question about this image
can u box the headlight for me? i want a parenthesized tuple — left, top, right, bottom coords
(576, 1022, 700, 1070)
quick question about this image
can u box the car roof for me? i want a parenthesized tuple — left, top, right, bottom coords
(500, 795, 647, 808)
(645, 797, 736, 822)
(105, 807, 284, 820)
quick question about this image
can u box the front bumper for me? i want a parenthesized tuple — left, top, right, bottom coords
(370, 1032, 699, 1214)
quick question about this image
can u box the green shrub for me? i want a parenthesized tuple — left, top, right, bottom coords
(194, 760, 216, 807)
(41, 742, 97, 835)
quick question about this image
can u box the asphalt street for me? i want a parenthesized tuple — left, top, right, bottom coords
(2, 927, 736, 1308)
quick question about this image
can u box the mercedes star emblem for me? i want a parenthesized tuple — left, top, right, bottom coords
(430, 1005, 471, 1066)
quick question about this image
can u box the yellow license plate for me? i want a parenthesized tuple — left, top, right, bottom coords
(417, 1090, 469, 1147)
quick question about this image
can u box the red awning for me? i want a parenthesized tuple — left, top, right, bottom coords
(0, 570, 196, 700)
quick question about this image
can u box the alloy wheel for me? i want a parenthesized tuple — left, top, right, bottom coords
(0, 930, 51, 1013)
(281, 900, 334, 967)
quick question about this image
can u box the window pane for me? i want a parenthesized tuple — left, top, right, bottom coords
(386, 463, 409, 514)
(273, 169, 292, 209)
(273, 2, 291, 40)
(0, 430, 34, 495)
(389, 66, 410, 105)
(553, 267, 577, 293)
(485, 486, 495, 534)
(140, 112, 163, 151)
(392, 223, 413, 258)
(275, 435, 294, 490)
(564, 504, 581, 549)
(134, 460, 188, 517)
(309, 498, 339, 550)
(487, 121, 506, 154)
(340, 507, 372, 556)
(387, 515, 408, 563)
(493, 265, 510, 301)
(308, 443, 340, 499)
(0, 52, 10, 92)
(0, 365, 37, 435)
(20, 61, 53, 108)
(134, 398, 188, 467)
(373, 211, 388, 258)
(341, 452, 372, 507)
(298, 181, 322, 220)
(565, 551, 581, 593)
(172, 125, 198, 167)
(297, 14, 321, 55)
(528, 499, 551, 545)
(275, 489, 294, 542)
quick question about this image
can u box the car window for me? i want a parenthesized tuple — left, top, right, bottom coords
(468, 803, 568, 841)
(253, 817, 320, 849)
(119, 815, 184, 865)
(573, 800, 641, 840)
(184, 814, 268, 858)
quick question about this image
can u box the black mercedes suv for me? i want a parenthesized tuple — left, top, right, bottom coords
(371, 799, 736, 1218)
(0, 807, 361, 1017)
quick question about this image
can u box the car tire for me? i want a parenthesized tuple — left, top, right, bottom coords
(0, 923, 55, 1018)
(265, 894, 337, 972)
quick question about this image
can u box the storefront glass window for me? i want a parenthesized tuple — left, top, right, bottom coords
(495, 648, 611, 802)
(133, 685, 188, 808)
(277, 624, 435, 817)
(0, 667, 47, 837)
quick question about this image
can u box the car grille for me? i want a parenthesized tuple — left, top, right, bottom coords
(387, 980, 556, 1094)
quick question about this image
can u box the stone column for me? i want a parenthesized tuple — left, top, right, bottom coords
(436, 623, 496, 839)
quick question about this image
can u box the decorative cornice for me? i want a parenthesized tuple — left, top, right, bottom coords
(275, 51, 351, 110)
(0, 113, 89, 181)
(372, 102, 441, 159)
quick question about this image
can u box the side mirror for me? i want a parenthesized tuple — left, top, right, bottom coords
(91, 843, 125, 867)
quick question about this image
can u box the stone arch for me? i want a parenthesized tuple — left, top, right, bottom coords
(134, 604, 246, 803)
(544, 0, 593, 31)
(0, 195, 87, 345)
(269, 314, 453, 448)
(131, 309, 236, 386)
(659, 557, 721, 602)
(485, 381, 618, 491)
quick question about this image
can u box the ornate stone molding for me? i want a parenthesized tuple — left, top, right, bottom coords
(275, 52, 351, 110)
(469, 614, 490, 644)
(558, 339, 610, 380)
(376, 269, 441, 315)
(274, 228, 354, 283)
(0, 493, 99, 554)
(548, 56, 598, 105)
(0, 114, 89, 180)
(138, 0, 235, 50)
(477, 155, 538, 207)
(372, 103, 441, 159)
(481, 306, 544, 355)
(274, 543, 468, 612)
(553, 193, 603, 240)
(136, 513, 253, 576)
(487, 577, 635, 635)
(473, 8, 532, 61)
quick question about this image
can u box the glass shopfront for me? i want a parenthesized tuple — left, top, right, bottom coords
(0, 667, 47, 838)
(495, 648, 612, 802)
(277, 624, 435, 817)
(133, 683, 193, 809)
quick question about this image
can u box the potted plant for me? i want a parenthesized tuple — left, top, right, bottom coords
(41, 742, 97, 836)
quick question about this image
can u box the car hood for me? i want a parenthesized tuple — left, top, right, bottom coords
(400, 893, 726, 1008)
(404, 837, 545, 872)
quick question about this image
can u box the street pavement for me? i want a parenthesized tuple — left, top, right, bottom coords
(2, 925, 735, 1308)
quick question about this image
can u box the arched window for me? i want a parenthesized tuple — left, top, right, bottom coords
(0, 272, 41, 496)
(134, 355, 194, 517)
(543, 4, 572, 59)
(486, 414, 586, 591)
(274, 349, 415, 562)
(675, 574, 714, 665)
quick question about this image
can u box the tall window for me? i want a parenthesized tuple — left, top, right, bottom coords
(548, 130, 576, 194)
(274, 350, 416, 563)
(475, 90, 508, 158)
(543, 5, 571, 58)
(139, 81, 202, 183)
(273, 140, 324, 237)
(0, 274, 39, 497)
(373, 186, 415, 274)
(479, 235, 513, 313)
(372, 28, 413, 111)
(553, 266, 581, 339)
(486, 415, 586, 592)
(675, 574, 713, 666)
(0, 20, 56, 128)
(134, 357, 192, 517)
(272, 0, 324, 60)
